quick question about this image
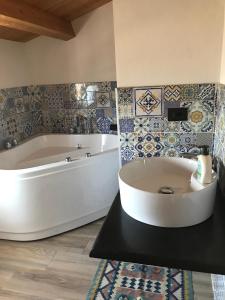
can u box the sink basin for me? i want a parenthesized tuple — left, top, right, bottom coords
(119, 157, 217, 227)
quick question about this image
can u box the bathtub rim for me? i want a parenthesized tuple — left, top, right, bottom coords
(0, 133, 119, 174)
(0, 133, 118, 154)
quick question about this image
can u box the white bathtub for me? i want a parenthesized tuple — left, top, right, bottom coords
(0, 134, 119, 241)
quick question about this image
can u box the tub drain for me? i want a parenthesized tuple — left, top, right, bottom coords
(158, 186, 174, 194)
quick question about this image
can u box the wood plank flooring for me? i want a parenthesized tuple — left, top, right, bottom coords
(0, 219, 103, 300)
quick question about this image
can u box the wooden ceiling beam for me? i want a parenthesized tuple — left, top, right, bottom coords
(68, 0, 112, 20)
(0, 0, 75, 41)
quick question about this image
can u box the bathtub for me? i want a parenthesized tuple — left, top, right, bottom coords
(0, 134, 119, 241)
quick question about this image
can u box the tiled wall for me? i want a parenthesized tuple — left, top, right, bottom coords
(214, 84, 225, 195)
(0, 81, 117, 150)
(117, 84, 216, 165)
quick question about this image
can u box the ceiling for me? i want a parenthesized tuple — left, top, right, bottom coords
(0, 0, 111, 42)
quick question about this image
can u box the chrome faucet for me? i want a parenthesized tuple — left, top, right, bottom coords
(179, 153, 198, 160)
(180, 145, 210, 160)
(12, 138, 18, 147)
(4, 140, 12, 150)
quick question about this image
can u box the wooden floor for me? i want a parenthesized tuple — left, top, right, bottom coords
(0, 219, 103, 300)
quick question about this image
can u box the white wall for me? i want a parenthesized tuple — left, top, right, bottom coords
(0, 40, 31, 89)
(113, 0, 224, 87)
(25, 2, 116, 85)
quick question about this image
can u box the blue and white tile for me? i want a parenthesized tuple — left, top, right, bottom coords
(119, 118, 134, 133)
(163, 120, 180, 133)
(135, 87, 162, 116)
(199, 84, 215, 101)
(96, 92, 111, 108)
(162, 133, 180, 148)
(117, 88, 133, 105)
(180, 133, 197, 146)
(162, 147, 180, 157)
(120, 132, 136, 149)
(97, 116, 112, 134)
(180, 85, 200, 101)
(3, 98, 16, 117)
(121, 146, 135, 162)
(148, 117, 164, 132)
(135, 133, 164, 157)
(180, 100, 214, 133)
(15, 98, 25, 113)
(134, 117, 150, 135)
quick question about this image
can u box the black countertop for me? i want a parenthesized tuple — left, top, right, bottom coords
(90, 188, 225, 275)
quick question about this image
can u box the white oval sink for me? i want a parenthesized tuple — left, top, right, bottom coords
(119, 158, 217, 228)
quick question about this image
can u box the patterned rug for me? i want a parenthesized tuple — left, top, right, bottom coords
(87, 260, 197, 300)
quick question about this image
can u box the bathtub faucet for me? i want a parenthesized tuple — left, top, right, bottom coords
(65, 157, 72, 162)
(179, 153, 197, 160)
(4, 140, 12, 150)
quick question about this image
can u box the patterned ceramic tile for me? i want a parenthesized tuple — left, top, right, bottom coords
(0, 90, 7, 111)
(164, 85, 181, 102)
(15, 98, 25, 114)
(117, 88, 133, 105)
(120, 132, 136, 149)
(43, 85, 68, 110)
(121, 146, 135, 162)
(32, 111, 43, 132)
(163, 120, 180, 133)
(5, 87, 24, 98)
(135, 133, 164, 157)
(162, 133, 180, 148)
(119, 118, 134, 133)
(5, 117, 18, 136)
(162, 147, 180, 157)
(180, 133, 197, 146)
(199, 84, 215, 101)
(23, 121, 33, 137)
(134, 117, 150, 135)
(196, 133, 213, 147)
(118, 104, 134, 119)
(97, 116, 112, 134)
(135, 87, 162, 116)
(180, 85, 200, 101)
(3, 98, 16, 117)
(148, 117, 164, 132)
(180, 100, 214, 133)
(96, 108, 105, 119)
(27, 86, 42, 110)
(96, 92, 111, 108)
(99, 81, 112, 92)
(0, 81, 116, 145)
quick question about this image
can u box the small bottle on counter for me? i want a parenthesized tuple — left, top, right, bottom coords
(197, 145, 212, 184)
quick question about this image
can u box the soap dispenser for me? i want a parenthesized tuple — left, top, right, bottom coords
(197, 145, 212, 184)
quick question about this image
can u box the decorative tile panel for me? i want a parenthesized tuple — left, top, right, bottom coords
(118, 83, 217, 164)
(0, 81, 117, 150)
(135, 88, 162, 116)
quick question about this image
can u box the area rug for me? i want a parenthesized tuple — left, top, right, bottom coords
(87, 260, 198, 300)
